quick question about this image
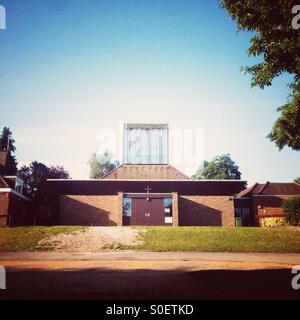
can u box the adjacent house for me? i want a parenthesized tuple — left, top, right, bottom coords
(0, 150, 32, 226)
(234, 181, 300, 226)
(45, 124, 246, 227)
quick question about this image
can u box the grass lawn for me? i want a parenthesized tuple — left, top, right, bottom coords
(130, 226, 300, 253)
(0, 226, 83, 251)
(1, 226, 300, 253)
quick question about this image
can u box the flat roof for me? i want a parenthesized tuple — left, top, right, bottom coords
(45, 179, 247, 196)
(47, 178, 245, 182)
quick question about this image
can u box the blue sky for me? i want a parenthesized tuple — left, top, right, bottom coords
(0, 0, 299, 184)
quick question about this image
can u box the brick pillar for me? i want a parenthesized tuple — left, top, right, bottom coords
(117, 192, 123, 226)
(172, 192, 179, 226)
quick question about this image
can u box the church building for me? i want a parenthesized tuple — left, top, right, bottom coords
(46, 124, 246, 226)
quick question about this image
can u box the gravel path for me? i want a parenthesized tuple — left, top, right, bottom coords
(38, 227, 144, 252)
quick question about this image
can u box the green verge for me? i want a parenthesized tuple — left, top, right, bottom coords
(128, 226, 300, 253)
(0, 226, 84, 252)
(1, 226, 300, 253)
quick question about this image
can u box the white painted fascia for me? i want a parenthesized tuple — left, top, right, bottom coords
(0, 188, 32, 201)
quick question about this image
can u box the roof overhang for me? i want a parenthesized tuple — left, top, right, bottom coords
(0, 188, 32, 201)
(45, 179, 247, 196)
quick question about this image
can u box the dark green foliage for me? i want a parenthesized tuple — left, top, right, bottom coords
(0, 127, 17, 175)
(283, 195, 300, 226)
(88, 151, 120, 179)
(220, 0, 300, 150)
(17, 162, 70, 225)
(17, 161, 70, 196)
(192, 154, 241, 180)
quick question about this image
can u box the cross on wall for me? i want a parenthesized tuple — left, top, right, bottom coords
(144, 186, 152, 193)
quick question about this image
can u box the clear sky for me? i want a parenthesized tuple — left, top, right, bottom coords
(0, 0, 299, 184)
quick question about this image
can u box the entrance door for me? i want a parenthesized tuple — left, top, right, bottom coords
(131, 198, 165, 226)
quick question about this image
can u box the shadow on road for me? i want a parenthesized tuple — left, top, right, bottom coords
(1, 267, 300, 300)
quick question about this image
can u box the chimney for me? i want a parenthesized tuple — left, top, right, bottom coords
(0, 150, 8, 175)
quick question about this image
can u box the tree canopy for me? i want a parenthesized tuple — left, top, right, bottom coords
(192, 154, 241, 180)
(17, 161, 70, 196)
(220, 0, 300, 150)
(0, 127, 17, 175)
(88, 151, 120, 179)
(282, 195, 300, 225)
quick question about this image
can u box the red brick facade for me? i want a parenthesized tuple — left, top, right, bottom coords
(179, 195, 234, 226)
(60, 195, 122, 226)
(0, 192, 32, 226)
(252, 195, 292, 225)
(0, 151, 7, 175)
(0, 193, 9, 226)
(46, 169, 244, 227)
(58, 193, 235, 227)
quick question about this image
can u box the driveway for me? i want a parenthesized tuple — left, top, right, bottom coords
(1, 251, 300, 300)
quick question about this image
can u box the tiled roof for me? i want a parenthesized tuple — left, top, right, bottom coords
(237, 181, 300, 197)
(101, 164, 190, 180)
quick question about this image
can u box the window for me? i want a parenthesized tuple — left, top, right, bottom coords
(123, 197, 132, 217)
(163, 198, 172, 217)
(14, 178, 23, 195)
(235, 207, 250, 217)
(123, 124, 168, 164)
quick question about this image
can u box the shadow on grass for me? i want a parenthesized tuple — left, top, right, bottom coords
(1, 267, 300, 300)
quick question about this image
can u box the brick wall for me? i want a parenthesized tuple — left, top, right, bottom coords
(59, 195, 121, 226)
(58, 194, 235, 227)
(0, 192, 32, 226)
(0, 193, 8, 226)
(7, 193, 31, 226)
(258, 207, 284, 216)
(0, 151, 7, 175)
(252, 195, 291, 225)
(178, 195, 234, 226)
(172, 192, 179, 226)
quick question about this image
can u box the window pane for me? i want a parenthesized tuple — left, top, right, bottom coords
(164, 198, 172, 217)
(123, 198, 132, 217)
(124, 126, 168, 164)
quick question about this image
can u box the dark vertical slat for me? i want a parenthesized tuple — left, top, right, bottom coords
(149, 198, 165, 226)
(131, 197, 165, 226)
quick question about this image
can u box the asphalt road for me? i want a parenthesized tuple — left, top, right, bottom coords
(1, 251, 300, 300)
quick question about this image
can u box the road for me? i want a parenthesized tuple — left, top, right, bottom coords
(1, 251, 300, 300)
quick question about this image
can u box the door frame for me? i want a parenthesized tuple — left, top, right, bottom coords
(124, 193, 172, 198)
(123, 193, 173, 226)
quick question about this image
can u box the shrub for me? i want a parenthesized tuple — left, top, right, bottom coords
(259, 217, 287, 228)
(282, 196, 300, 226)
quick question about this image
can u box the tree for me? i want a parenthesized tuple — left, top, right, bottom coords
(282, 195, 300, 226)
(219, 1, 300, 150)
(0, 127, 17, 175)
(48, 165, 70, 179)
(17, 161, 70, 196)
(192, 154, 241, 180)
(295, 177, 300, 184)
(88, 151, 119, 179)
